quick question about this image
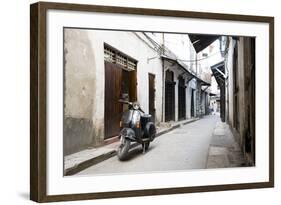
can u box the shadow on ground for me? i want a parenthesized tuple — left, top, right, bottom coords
(121, 145, 156, 161)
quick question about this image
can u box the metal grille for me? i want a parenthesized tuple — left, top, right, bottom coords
(104, 47, 115, 63)
(104, 45, 136, 71)
(128, 60, 137, 71)
(116, 54, 127, 67)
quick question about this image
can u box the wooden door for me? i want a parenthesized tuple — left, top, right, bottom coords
(104, 61, 123, 139)
(148, 74, 156, 122)
(178, 76, 186, 120)
(191, 89, 195, 117)
(165, 70, 175, 122)
(129, 70, 137, 102)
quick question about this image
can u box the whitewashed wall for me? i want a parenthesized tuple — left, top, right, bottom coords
(225, 38, 235, 127)
(89, 30, 164, 122)
(64, 29, 164, 148)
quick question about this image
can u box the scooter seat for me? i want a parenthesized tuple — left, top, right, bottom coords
(142, 114, 151, 118)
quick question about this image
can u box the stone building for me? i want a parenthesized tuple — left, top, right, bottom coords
(63, 29, 213, 155)
(213, 36, 256, 165)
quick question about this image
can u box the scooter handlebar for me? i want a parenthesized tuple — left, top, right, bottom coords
(118, 99, 133, 105)
(118, 100, 145, 113)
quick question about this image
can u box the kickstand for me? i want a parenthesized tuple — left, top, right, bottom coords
(142, 145, 145, 154)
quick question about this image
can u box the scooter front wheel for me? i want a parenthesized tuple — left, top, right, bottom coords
(142, 141, 150, 151)
(117, 138, 130, 161)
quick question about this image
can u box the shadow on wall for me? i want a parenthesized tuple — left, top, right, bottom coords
(63, 29, 101, 156)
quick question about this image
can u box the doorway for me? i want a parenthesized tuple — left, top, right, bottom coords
(104, 61, 123, 139)
(165, 70, 175, 122)
(104, 45, 137, 139)
(191, 89, 195, 117)
(148, 74, 156, 122)
(178, 76, 186, 120)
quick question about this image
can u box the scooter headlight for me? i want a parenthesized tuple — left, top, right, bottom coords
(132, 102, 140, 110)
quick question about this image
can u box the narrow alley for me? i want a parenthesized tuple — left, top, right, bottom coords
(76, 115, 235, 176)
(63, 30, 255, 176)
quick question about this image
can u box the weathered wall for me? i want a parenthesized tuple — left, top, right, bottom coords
(226, 38, 235, 127)
(243, 37, 256, 164)
(64, 29, 205, 155)
(237, 37, 246, 144)
(91, 31, 164, 124)
(64, 29, 99, 155)
(225, 36, 255, 165)
(64, 29, 164, 155)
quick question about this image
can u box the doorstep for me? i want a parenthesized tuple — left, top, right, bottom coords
(64, 117, 199, 176)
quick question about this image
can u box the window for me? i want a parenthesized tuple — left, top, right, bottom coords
(104, 44, 137, 71)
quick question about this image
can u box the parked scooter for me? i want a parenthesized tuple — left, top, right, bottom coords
(117, 99, 156, 160)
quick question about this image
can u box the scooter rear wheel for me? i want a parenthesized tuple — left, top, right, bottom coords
(117, 139, 130, 161)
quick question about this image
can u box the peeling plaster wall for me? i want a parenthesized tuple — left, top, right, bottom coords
(64, 29, 101, 155)
(64, 29, 164, 154)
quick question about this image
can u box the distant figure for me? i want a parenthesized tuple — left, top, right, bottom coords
(213, 101, 217, 115)
(209, 103, 213, 114)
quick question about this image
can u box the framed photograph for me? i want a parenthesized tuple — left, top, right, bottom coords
(30, 1, 274, 202)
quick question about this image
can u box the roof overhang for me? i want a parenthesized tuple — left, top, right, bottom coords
(161, 55, 210, 86)
(211, 61, 225, 86)
(161, 55, 195, 79)
(197, 78, 211, 86)
(189, 34, 220, 53)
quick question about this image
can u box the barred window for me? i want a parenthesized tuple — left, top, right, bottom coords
(104, 44, 137, 71)
(104, 47, 115, 63)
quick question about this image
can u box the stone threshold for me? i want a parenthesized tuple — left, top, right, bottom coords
(64, 117, 199, 176)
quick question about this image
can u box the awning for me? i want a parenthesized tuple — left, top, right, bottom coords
(161, 55, 210, 86)
(196, 78, 211, 86)
(189, 34, 220, 53)
(211, 61, 225, 87)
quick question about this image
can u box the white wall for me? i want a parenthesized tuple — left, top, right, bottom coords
(84, 30, 164, 124)
(1, 0, 280, 205)
(226, 38, 235, 127)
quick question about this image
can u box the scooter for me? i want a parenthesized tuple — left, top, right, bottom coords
(117, 100, 156, 161)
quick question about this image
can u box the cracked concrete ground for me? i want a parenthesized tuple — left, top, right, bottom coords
(73, 115, 247, 176)
(76, 115, 219, 176)
(206, 121, 247, 168)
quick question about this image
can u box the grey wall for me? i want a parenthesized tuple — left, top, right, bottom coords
(64, 29, 96, 155)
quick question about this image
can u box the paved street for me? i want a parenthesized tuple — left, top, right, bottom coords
(76, 115, 220, 176)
